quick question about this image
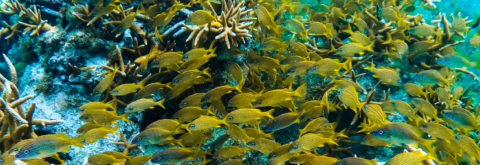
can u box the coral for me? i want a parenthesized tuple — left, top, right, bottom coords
(181, 0, 255, 48)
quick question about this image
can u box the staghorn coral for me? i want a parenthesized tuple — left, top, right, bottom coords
(181, 0, 255, 48)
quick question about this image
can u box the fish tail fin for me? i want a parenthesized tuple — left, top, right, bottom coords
(156, 99, 166, 110)
(70, 136, 84, 147)
(266, 108, 275, 119)
(342, 57, 353, 71)
(120, 113, 130, 122)
(294, 83, 307, 98)
(363, 60, 375, 71)
(365, 40, 375, 53)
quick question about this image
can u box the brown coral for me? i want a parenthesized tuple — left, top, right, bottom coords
(182, 0, 255, 48)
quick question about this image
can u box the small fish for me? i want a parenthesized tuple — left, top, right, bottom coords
(228, 92, 259, 108)
(403, 83, 426, 98)
(455, 135, 480, 160)
(255, 84, 306, 111)
(179, 93, 207, 108)
(128, 155, 153, 165)
(81, 125, 119, 144)
(338, 85, 363, 114)
(203, 85, 237, 103)
(178, 130, 210, 147)
(392, 40, 408, 57)
(436, 55, 475, 69)
(179, 54, 215, 72)
(186, 115, 226, 133)
(256, 6, 278, 33)
(227, 63, 244, 91)
(299, 117, 333, 136)
(333, 157, 377, 165)
(420, 122, 455, 142)
(414, 69, 450, 86)
(175, 106, 213, 123)
(289, 133, 337, 153)
(183, 45, 216, 62)
(246, 138, 281, 154)
(187, 10, 216, 25)
(94, 65, 118, 93)
(125, 98, 165, 113)
(152, 51, 183, 71)
(220, 159, 243, 165)
(244, 128, 273, 139)
(349, 31, 372, 46)
(80, 101, 115, 111)
(261, 39, 288, 53)
(131, 128, 178, 145)
(371, 123, 432, 147)
(150, 147, 205, 164)
(145, 119, 181, 131)
(215, 146, 250, 160)
(226, 108, 274, 126)
(442, 108, 478, 132)
(437, 87, 453, 109)
(76, 123, 104, 134)
(80, 109, 129, 124)
(411, 98, 443, 122)
(314, 58, 351, 78)
(359, 104, 387, 132)
(409, 24, 435, 37)
(361, 134, 391, 147)
(386, 151, 434, 165)
(14, 134, 82, 159)
(382, 6, 398, 21)
(364, 61, 400, 86)
(290, 153, 338, 165)
(381, 100, 418, 120)
(136, 82, 171, 98)
(262, 112, 300, 133)
(287, 61, 316, 76)
(88, 153, 127, 165)
(110, 82, 144, 96)
(289, 41, 309, 57)
(226, 123, 253, 142)
(308, 21, 328, 36)
(336, 42, 374, 57)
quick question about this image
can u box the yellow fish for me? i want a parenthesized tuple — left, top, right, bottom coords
(225, 108, 274, 125)
(364, 61, 400, 86)
(335, 42, 374, 57)
(334, 157, 377, 165)
(419, 122, 455, 142)
(110, 82, 144, 96)
(288, 133, 337, 153)
(125, 98, 165, 113)
(81, 125, 119, 144)
(80, 109, 129, 124)
(13, 134, 83, 160)
(175, 106, 214, 123)
(186, 115, 226, 132)
(246, 138, 281, 154)
(215, 146, 250, 160)
(80, 101, 115, 111)
(88, 153, 127, 165)
(150, 147, 206, 164)
(178, 54, 215, 72)
(226, 123, 253, 143)
(403, 83, 426, 98)
(262, 111, 300, 133)
(203, 85, 237, 103)
(187, 10, 216, 25)
(371, 123, 433, 148)
(152, 51, 183, 71)
(131, 128, 178, 145)
(338, 85, 363, 115)
(94, 65, 117, 93)
(145, 119, 181, 131)
(386, 151, 434, 165)
(179, 93, 206, 108)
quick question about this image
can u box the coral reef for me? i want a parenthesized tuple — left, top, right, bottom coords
(1, 0, 480, 164)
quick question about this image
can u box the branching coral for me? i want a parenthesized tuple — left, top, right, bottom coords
(0, 54, 61, 162)
(181, 0, 255, 48)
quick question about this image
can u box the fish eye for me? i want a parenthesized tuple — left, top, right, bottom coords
(128, 107, 133, 110)
(153, 61, 159, 65)
(415, 100, 420, 104)
(189, 124, 196, 128)
(338, 48, 343, 52)
(173, 79, 179, 83)
(23, 150, 28, 154)
(256, 101, 262, 105)
(247, 141, 255, 146)
(311, 66, 316, 71)
(183, 55, 188, 59)
(391, 101, 397, 106)
(183, 102, 188, 106)
(228, 116, 234, 120)
(112, 89, 119, 94)
(182, 66, 187, 69)
(228, 101, 233, 106)
(292, 145, 298, 150)
(378, 130, 384, 134)
(12, 149, 17, 152)
(363, 105, 368, 109)
(422, 124, 428, 128)
(271, 154, 277, 158)
(81, 116, 88, 119)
